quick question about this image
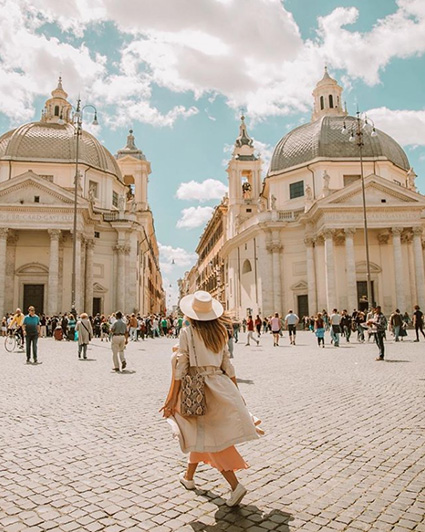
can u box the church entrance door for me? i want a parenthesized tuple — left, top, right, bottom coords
(23, 284, 44, 314)
(297, 294, 309, 320)
(93, 297, 102, 315)
(357, 281, 375, 311)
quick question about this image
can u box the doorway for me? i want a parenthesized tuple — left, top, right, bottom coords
(297, 294, 309, 319)
(93, 297, 102, 316)
(23, 285, 44, 314)
(357, 281, 375, 310)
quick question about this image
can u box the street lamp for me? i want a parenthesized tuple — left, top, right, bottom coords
(68, 98, 98, 314)
(342, 111, 377, 309)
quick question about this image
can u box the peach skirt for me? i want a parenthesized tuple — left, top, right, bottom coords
(189, 445, 248, 472)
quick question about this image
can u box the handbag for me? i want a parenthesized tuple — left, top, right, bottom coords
(180, 327, 206, 417)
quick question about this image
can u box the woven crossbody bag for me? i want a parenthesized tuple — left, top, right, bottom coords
(180, 328, 207, 417)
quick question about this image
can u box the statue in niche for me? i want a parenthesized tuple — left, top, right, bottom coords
(406, 167, 417, 191)
(257, 196, 266, 212)
(242, 181, 252, 199)
(305, 184, 313, 201)
(270, 194, 277, 210)
(131, 197, 137, 213)
(88, 184, 96, 203)
(322, 170, 330, 197)
(118, 193, 126, 213)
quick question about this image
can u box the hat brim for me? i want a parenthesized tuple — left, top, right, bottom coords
(179, 294, 224, 321)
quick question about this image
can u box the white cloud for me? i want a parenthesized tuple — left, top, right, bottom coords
(158, 243, 197, 274)
(252, 139, 274, 176)
(367, 108, 425, 146)
(177, 206, 214, 229)
(176, 179, 228, 202)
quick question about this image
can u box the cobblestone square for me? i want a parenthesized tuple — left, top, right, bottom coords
(1, 331, 424, 531)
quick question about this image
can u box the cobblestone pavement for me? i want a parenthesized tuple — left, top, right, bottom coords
(1, 330, 424, 532)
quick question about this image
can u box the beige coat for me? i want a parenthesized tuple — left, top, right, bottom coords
(75, 318, 93, 345)
(166, 326, 259, 454)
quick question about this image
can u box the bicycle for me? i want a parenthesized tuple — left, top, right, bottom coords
(4, 329, 25, 352)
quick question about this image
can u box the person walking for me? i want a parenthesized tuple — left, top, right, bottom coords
(314, 313, 326, 348)
(255, 315, 262, 338)
(110, 311, 128, 371)
(129, 313, 138, 341)
(389, 309, 403, 342)
(22, 306, 40, 364)
(368, 306, 387, 360)
(67, 314, 76, 341)
(161, 290, 262, 507)
(340, 310, 352, 342)
(245, 315, 259, 346)
(284, 310, 299, 345)
(270, 312, 281, 346)
(330, 309, 342, 347)
(413, 305, 425, 342)
(76, 313, 93, 359)
(232, 318, 240, 343)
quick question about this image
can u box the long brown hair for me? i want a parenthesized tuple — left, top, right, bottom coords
(188, 314, 231, 353)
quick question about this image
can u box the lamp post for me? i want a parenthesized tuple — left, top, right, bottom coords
(342, 111, 377, 310)
(68, 99, 98, 313)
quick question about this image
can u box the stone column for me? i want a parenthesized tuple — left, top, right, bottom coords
(323, 229, 336, 311)
(268, 230, 282, 313)
(115, 245, 126, 311)
(48, 229, 61, 315)
(0, 228, 9, 318)
(392, 227, 405, 312)
(124, 244, 131, 312)
(344, 228, 357, 312)
(304, 237, 317, 314)
(85, 239, 95, 315)
(402, 231, 416, 312)
(412, 227, 425, 308)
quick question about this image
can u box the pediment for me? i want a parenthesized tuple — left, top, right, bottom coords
(290, 280, 308, 291)
(16, 262, 49, 275)
(320, 174, 425, 207)
(93, 282, 108, 293)
(0, 171, 83, 206)
(356, 261, 382, 274)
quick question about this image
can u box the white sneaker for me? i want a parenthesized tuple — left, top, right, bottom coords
(226, 483, 247, 507)
(179, 473, 196, 490)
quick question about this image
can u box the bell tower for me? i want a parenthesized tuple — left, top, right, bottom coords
(312, 67, 347, 122)
(41, 77, 72, 124)
(226, 115, 262, 237)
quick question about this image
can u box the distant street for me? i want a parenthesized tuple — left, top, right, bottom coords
(1, 330, 424, 531)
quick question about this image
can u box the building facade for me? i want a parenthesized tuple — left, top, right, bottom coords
(197, 70, 425, 318)
(0, 79, 164, 317)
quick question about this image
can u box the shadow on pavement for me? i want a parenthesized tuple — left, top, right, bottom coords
(78, 358, 97, 361)
(188, 490, 293, 531)
(384, 359, 411, 363)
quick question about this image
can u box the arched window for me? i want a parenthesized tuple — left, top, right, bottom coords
(320, 96, 324, 110)
(54, 105, 60, 116)
(242, 259, 252, 274)
(329, 95, 334, 108)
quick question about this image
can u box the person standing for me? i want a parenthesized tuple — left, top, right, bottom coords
(413, 305, 425, 342)
(255, 315, 262, 338)
(232, 318, 240, 343)
(129, 313, 138, 341)
(161, 290, 261, 507)
(270, 313, 281, 347)
(314, 313, 326, 348)
(340, 310, 352, 342)
(245, 315, 259, 346)
(389, 309, 403, 342)
(329, 309, 341, 347)
(22, 306, 40, 364)
(76, 313, 93, 359)
(67, 314, 76, 341)
(110, 311, 128, 371)
(284, 310, 299, 345)
(368, 306, 387, 360)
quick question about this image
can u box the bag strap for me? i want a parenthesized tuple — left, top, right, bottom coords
(81, 321, 90, 334)
(189, 326, 200, 368)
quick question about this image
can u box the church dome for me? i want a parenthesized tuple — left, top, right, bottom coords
(270, 115, 409, 174)
(0, 121, 122, 179)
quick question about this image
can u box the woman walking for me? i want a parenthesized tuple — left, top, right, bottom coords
(75, 313, 93, 359)
(161, 291, 262, 507)
(270, 312, 281, 346)
(314, 313, 326, 348)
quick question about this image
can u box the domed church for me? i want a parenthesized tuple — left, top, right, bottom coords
(195, 69, 425, 318)
(0, 79, 164, 317)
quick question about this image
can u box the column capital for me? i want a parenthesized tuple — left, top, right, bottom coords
(7, 230, 18, 245)
(344, 228, 356, 237)
(304, 236, 315, 247)
(392, 227, 403, 236)
(412, 226, 423, 237)
(48, 229, 61, 240)
(114, 244, 126, 254)
(322, 228, 335, 240)
(401, 231, 413, 244)
(267, 243, 283, 253)
(0, 227, 9, 239)
(86, 238, 95, 250)
(377, 231, 390, 245)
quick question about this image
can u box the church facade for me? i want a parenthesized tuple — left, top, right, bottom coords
(0, 79, 164, 317)
(191, 70, 425, 318)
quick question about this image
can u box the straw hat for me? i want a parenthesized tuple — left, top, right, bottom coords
(179, 290, 224, 321)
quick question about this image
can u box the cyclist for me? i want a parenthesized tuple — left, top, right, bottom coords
(8, 308, 25, 348)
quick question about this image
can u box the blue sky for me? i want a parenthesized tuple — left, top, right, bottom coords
(1, 0, 425, 305)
